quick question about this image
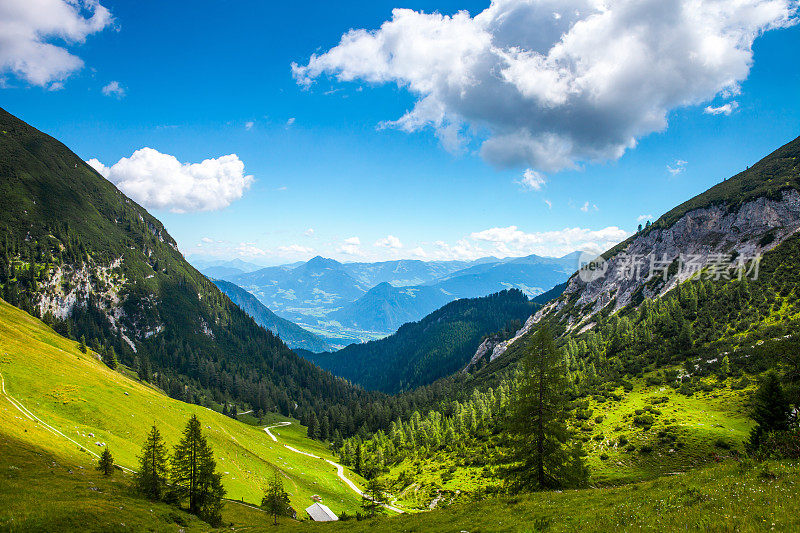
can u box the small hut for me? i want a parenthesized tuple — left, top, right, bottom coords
(305, 502, 338, 522)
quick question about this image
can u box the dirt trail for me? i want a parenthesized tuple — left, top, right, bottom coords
(263, 422, 405, 514)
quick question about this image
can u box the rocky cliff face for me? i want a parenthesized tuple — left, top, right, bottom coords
(478, 188, 800, 365)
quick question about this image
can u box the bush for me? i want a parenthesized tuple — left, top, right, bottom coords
(639, 445, 653, 453)
(633, 414, 655, 428)
(755, 428, 800, 459)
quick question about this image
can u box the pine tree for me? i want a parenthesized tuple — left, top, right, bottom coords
(78, 335, 87, 354)
(103, 346, 118, 369)
(97, 447, 114, 476)
(261, 470, 290, 525)
(502, 327, 588, 491)
(134, 425, 168, 500)
(171, 415, 226, 526)
(361, 476, 386, 517)
(748, 371, 790, 451)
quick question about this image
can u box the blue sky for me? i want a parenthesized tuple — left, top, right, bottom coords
(2, 0, 799, 264)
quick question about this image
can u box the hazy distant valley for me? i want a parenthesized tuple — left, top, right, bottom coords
(195, 253, 581, 347)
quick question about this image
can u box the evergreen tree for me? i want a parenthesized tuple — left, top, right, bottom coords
(361, 476, 386, 517)
(102, 346, 118, 369)
(171, 415, 226, 526)
(97, 447, 114, 476)
(78, 335, 87, 354)
(748, 371, 790, 451)
(502, 327, 588, 491)
(261, 470, 290, 525)
(134, 425, 169, 500)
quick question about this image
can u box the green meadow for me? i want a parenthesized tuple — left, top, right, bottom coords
(0, 297, 364, 525)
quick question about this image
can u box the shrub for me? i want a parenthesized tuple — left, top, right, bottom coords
(639, 445, 653, 453)
(755, 428, 800, 459)
(633, 414, 655, 428)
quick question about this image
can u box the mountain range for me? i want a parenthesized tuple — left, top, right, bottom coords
(207, 252, 581, 343)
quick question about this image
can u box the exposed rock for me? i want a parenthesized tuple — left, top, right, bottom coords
(484, 189, 800, 362)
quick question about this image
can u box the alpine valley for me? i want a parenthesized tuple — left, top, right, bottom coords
(1, 6, 800, 530)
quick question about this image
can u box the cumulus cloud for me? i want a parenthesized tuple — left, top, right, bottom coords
(375, 235, 403, 248)
(519, 168, 546, 190)
(87, 148, 254, 213)
(667, 159, 688, 176)
(286, 117, 296, 126)
(101, 80, 125, 98)
(305, 228, 315, 237)
(293, 0, 797, 173)
(0, 0, 113, 86)
(278, 244, 314, 254)
(338, 236, 363, 256)
(245, 121, 254, 130)
(469, 225, 628, 257)
(704, 101, 739, 115)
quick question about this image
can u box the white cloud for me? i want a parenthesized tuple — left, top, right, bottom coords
(637, 214, 653, 222)
(305, 228, 315, 237)
(519, 168, 546, 190)
(411, 246, 428, 258)
(245, 121, 254, 130)
(278, 244, 314, 254)
(580, 201, 590, 212)
(235, 243, 267, 258)
(201, 237, 214, 243)
(338, 236, 363, 256)
(544, 199, 552, 209)
(469, 225, 628, 257)
(375, 235, 403, 248)
(667, 159, 688, 176)
(101, 80, 125, 98)
(87, 148, 254, 213)
(293, 0, 797, 173)
(286, 117, 296, 126)
(0, 0, 113, 86)
(704, 101, 739, 115)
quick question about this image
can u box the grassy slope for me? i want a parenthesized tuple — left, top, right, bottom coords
(256, 459, 800, 532)
(382, 371, 755, 510)
(0, 297, 365, 525)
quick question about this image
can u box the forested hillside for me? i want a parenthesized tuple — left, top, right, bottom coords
(309, 289, 536, 393)
(0, 107, 377, 435)
(213, 279, 332, 352)
(331, 137, 800, 507)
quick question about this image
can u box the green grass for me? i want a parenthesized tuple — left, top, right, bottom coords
(577, 374, 754, 485)
(0, 298, 364, 525)
(268, 459, 800, 532)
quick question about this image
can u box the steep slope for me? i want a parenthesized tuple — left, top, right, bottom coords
(432, 251, 581, 298)
(308, 289, 536, 393)
(0, 107, 370, 429)
(213, 279, 332, 352)
(489, 134, 800, 362)
(329, 282, 453, 333)
(230, 256, 368, 322)
(0, 297, 365, 520)
(341, 259, 478, 287)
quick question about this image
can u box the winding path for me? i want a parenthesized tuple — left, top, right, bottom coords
(264, 422, 405, 514)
